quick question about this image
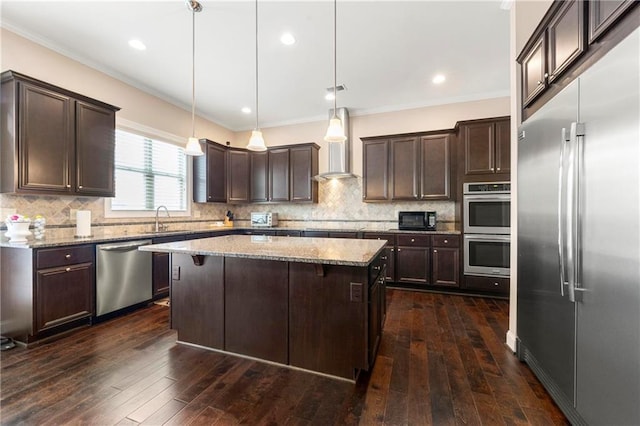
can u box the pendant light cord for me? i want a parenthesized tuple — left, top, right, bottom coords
(191, 5, 196, 138)
(332, 0, 337, 119)
(255, 0, 259, 131)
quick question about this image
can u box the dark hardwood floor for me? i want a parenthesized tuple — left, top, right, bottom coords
(0, 289, 567, 425)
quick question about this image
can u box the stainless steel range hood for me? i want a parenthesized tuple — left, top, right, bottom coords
(314, 108, 359, 181)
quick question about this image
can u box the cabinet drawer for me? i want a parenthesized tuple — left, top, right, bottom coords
(362, 233, 396, 247)
(432, 235, 460, 248)
(397, 234, 431, 247)
(464, 275, 510, 293)
(37, 245, 93, 269)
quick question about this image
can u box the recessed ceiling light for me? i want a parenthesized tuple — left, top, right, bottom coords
(280, 32, 296, 46)
(128, 39, 146, 51)
(325, 84, 346, 100)
(432, 74, 446, 84)
(241, 107, 251, 114)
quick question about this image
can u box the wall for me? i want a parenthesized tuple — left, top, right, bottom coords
(1, 27, 507, 234)
(506, 0, 554, 351)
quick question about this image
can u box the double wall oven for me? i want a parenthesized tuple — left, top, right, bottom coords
(463, 182, 510, 278)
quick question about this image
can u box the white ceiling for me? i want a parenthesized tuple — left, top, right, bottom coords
(0, 1, 511, 131)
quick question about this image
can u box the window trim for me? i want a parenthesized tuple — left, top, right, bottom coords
(104, 119, 193, 219)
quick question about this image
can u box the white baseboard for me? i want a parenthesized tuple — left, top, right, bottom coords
(506, 329, 517, 352)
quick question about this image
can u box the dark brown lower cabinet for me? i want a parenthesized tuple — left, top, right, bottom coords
(152, 253, 170, 298)
(225, 258, 289, 364)
(289, 262, 370, 378)
(464, 275, 510, 294)
(431, 235, 460, 287)
(171, 254, 224, 349)
(396, 246, 430, 284)
(35, 262, 94, 333)
(431, 248, 460, 287)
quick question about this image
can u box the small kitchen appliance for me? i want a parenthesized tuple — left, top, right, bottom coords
(398, 211, 436, 231)
(250, 212, 278, 228)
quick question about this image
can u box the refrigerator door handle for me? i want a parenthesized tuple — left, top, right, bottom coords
(558, 128, 570, 298)
(571, 122, 587, 301)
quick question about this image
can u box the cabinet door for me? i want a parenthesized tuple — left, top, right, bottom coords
(431, 247, 459, 287)
(521, 35, 547, 107)
(36, 263, 94, 333)
(290, 145, 317, 202)
(227, 150, 250, 203)
(206, 143, 227, 202)
(390, 137, 418, 200)
(464, 122, 495, 175)
(152, 252, 170, 298)
(18, 82, 73, 193)
(268, 148, 290, 202)
(547, 0, 585, 84)
(420, 134, 450, 199)
(494, 119, 511, 174)
(290, 145, 318, 202)
(382, 246, 395, 283)
(362, 140, 389, 201)
(589, 0, 637, 43)
(250, 151, 269, 202)
(75, 101, 116, 196)
(396, 246, 430, 284)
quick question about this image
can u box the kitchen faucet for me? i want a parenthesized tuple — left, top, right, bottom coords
(155, 205, 170, 232)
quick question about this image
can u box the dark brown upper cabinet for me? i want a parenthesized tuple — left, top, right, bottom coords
(460, 117, 510, 180)
(289, 144, 319, 203)
(250, 151, 269, 202)
(362, 130, 454, 202)
(547, 0, 585, 84)
(420, 134, 451, 199)
(390, 137, 419, 200)
(521, 34, 548, 107)
(268, 148, 290, 202)
(362, 139, 390, 201)
(227, 149, 250, 203)
(518, 0, 638, 118)
(1, 71, 119, 197)
(589, 0, 637, 43)
(193, 139, 227, 203)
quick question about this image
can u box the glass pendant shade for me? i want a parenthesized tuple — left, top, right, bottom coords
(185, 136, 204, 156)
(247, 130, 267, 151)
(324, 117, 346, 142)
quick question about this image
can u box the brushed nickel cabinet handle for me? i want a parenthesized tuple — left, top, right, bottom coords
(444, 239, 448, 244)
(65, 267, 71, 272)
(411, 238, 415, 242)
(433, 249, 438, 253)
(65, 254, 71, 259)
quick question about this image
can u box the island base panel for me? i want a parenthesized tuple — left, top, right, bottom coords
(289, 263, 368, 379)
(225, 257, 289, 364)
(171, 254, 224, 349)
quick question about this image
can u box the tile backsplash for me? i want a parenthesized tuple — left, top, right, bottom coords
(0, 177, 455, 230)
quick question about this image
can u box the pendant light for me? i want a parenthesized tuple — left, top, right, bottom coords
(185, 0, 204, 156)
(324, 0, 346, 143)
(246, 0, 267, 151)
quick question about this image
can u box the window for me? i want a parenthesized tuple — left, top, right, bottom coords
(105, 127, 190, 217)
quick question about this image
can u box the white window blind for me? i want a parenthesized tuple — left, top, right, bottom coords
(111, 129, 187, 211)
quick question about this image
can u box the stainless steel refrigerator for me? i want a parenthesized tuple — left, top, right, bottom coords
(517, 28, 639, 425)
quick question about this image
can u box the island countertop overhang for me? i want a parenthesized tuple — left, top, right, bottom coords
(139, 234, 387, 267)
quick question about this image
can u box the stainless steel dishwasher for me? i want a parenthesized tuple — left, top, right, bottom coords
(96, 240, 153, 317)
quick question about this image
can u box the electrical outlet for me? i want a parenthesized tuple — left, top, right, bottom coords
(350, 282, 363, 302)
(70, 209, 78, 221)
(172, 266, 181, 281)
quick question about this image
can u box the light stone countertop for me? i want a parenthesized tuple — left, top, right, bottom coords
(138, 234, 387, 267)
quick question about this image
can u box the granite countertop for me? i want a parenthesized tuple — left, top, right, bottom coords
(0, 224, 460, 249)
(139, 235, 387, 267)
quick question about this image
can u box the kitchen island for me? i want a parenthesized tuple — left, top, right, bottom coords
(139, 234, 387, 381)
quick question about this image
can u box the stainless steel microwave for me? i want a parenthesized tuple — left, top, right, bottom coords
(398, 211, 436, 231)
(250, 212, 278, 228)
